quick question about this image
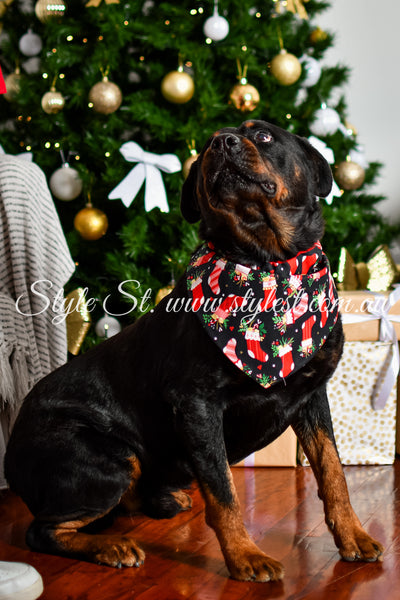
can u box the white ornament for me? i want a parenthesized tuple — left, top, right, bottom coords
(300, 55, 321, 87)
(95, 314, 122, 338)
(49, 163, 83, 201)
(294, 87, 308, 107)
(19, 29, 43, 57)
(309, 105, 341, 137)
(22, 57, 41, 75)
(108, 141, 181, 213)
(203, 1, 229, 42)
(349, 144, 369, 170)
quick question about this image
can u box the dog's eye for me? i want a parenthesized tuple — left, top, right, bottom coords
(255, 131, 273, 143)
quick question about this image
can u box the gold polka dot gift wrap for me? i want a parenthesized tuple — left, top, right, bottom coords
(299, 341, 397, 466)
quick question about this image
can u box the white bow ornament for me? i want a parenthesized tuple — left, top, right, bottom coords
(108, 142, 181, 213)
(308, 136, 341, 205)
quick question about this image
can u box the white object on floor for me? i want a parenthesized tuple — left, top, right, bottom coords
(0, 561, 43, 600)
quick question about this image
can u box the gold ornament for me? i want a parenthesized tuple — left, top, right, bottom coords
(74, 203, 108, 240)
(229, 60, 260, 113)
(0, 0, 14, 18)
(155, 284, 174, 305)
(34, 0, 66, 23)
(3, 68, 21, 102)
(335, 160, 365, 190)
(275, 0, 308, 19)
(309, 27, 328, 44)
(337, 246, 400, 292)
(183, 149, 198, 178)
(86, 0, 119, 6)
(161, 67, 194, 104)
(270, 49, 302, 86)
(88, 76, 122, 114)
(65, 288, 92, 355)
(41, 86, 65, 114)
(229, 80, 260, 112)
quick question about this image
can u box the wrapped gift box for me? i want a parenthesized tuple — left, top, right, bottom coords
(339, 290, 400, 341)
(234, 426, 297, 467)
(299, 341, 397, 465)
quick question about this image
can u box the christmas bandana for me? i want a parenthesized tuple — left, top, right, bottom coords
(186, 242, 339, 389)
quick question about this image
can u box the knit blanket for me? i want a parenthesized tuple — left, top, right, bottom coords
(0, 155, 75, 487)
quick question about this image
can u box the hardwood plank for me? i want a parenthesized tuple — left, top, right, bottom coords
(0, 461, 399, 599)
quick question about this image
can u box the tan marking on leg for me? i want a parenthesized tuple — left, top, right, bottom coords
(171, 490, 192, 511)
(120, 455, 142, 513)
(202, 466, 284, 582)
(302, 429, 384, 562)
(53, 517, 145, 567)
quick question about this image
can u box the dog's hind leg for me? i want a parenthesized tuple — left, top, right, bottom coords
(26, 516, 145, 567)
(293, 385, 384, 563)
(25, 454, 146, 567)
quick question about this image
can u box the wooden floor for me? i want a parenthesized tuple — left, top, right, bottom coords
(1, 461, 400, 600)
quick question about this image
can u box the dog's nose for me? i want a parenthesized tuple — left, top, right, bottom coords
(211, 133, 241, 153)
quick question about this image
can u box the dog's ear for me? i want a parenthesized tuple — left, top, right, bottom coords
(297, 137, 333, 198)
(180, 160, 201, 223)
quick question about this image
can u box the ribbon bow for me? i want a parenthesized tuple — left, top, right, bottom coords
(341, 286, 400, 409)
(337, 246, 399, 292)
(308, 136, 341, 205)
(108, 142, 181, 213)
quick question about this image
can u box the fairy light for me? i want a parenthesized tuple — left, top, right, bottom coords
(45, 142, 51, 149)
(66, 35, 73, 41)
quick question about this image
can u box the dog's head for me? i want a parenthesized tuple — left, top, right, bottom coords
(181, 120, 332, 264)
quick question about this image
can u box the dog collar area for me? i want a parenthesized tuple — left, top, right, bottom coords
(186, 242, 339, 389)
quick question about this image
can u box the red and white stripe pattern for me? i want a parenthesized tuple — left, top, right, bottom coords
(223, 338, 243, 369)
(208, 258, 227, 294)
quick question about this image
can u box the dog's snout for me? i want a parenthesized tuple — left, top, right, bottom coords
(211, 133, 241, 153)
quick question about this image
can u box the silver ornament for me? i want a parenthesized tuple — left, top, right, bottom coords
(49, 163, 83, 201)
(19, 29, 43, 57)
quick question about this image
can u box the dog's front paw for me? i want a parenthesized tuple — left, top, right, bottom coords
(226, 543, 284, 582)
(338, 527, 384, 563)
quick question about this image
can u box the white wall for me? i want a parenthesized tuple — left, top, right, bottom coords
(318, 0, 400, 226)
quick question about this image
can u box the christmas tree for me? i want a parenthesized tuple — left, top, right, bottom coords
(0, 0, 398, 346)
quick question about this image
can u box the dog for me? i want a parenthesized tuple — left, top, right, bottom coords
(5, 120, 383, 582)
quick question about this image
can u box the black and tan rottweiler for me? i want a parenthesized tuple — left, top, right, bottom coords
(5, 120, 383, 582)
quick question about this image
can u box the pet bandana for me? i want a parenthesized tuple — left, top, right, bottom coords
(186, 241, 339, 389)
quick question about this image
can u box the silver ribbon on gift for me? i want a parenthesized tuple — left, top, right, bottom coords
(108, 141, 181, 213)
(341, 285, 400, 410)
